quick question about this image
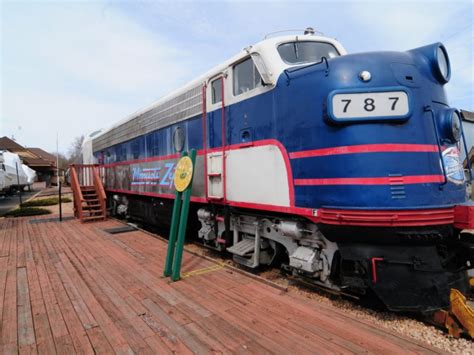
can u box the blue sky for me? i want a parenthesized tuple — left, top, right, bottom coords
(1, 0, 473, 153)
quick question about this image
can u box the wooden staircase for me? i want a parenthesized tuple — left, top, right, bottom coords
(70, 165, 107, 222)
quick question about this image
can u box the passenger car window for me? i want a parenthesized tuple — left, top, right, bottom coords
(278, 41, 339, 65)
(233, 57, 262, 96)
(211, 78, 222, 104)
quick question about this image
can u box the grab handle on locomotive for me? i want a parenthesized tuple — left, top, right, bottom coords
(425, 106, 448, 187)
(459, 116, 473, 181)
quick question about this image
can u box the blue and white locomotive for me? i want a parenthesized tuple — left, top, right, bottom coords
(84, 28, 474, 313)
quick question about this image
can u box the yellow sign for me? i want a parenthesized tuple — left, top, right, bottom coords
(174, 156, 194, 192)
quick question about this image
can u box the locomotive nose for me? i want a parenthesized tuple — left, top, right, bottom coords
(280, 42, 468, 210)
(320, 42, 457, 131)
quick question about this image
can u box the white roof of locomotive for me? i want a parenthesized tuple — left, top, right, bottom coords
(94, 34, 346, 141)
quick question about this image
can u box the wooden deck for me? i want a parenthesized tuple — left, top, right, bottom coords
(0, 215, 441, 354)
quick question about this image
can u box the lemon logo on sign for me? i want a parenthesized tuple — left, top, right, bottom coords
(174, 156, 193, 192)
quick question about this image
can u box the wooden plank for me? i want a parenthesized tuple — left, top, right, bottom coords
(28, 235, 70, 338)
(1, 219, 18, 353)
(65, 223, 195, 326)
(29, 222, 93, 354)
(252, 294, 409, 353)
(85, 327, 114, 354)
(53, 335, 76, 355)
(1, 342, 20, 355)
(63, 231, 148, 317)
(0, 257, 9, 333)
(23, 220, 57, 355)
(140, 313, 192, 354)
(0, 217, 441, 354)
(45, 221, 136, 354)
(142, 298, 210, 354)
(0, 218, 12, 257)
(40, 235, 98, 330)
(65, 236, 193, 353)
(18, 343, 37, 355)
(183, 321, 230, 354)
(90, 220, 438, 353)
(236, 299, 357, 353)
(177, 303, 243, 352)
(50, 222, 161, 354)
(63, 221, 189, 342)
(63, 223, 195, 353)
(17, 267, 36, 349)
(17, 217, 26, 268)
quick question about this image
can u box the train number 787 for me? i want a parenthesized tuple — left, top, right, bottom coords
(341, 97, 399, 113)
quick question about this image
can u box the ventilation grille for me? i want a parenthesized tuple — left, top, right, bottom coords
(389, 174, 406, 199)
(94, 85, 203, 151)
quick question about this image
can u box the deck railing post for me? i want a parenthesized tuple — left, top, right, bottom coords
(59, 181, 62, 222)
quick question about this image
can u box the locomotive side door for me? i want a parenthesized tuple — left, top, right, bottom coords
(205, 74, 227, 200)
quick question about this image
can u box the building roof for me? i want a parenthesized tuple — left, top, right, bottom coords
(466, 148, 474, 173)
(0, 136, 55, 168)
(27, 147, 57, 164)
(461, 110, 474, 123)
(0, 136, 27, 152)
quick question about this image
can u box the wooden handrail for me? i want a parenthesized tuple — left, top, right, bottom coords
(70, 165, 84, 220)
(92, 166, 106, 217)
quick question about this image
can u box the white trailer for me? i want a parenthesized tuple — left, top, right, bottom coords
(22, 164, 37, 191)
(0, 151, 28, 194)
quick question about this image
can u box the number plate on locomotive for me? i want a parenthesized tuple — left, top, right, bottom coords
(330, 91, 410, 121)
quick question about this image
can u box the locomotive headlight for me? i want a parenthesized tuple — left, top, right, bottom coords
(450, 110, 462, 142)
(408, 42, 451, 84)
(440, 108, 462, 142)
(435, 44, 451, 83)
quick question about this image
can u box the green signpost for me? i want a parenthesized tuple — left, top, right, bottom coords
(163, 149, 197, 281)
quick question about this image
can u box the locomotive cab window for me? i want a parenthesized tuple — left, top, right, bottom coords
(278, 41, 340, 65)
(233, 57, 262, 96)
(211, 78, 222, 104)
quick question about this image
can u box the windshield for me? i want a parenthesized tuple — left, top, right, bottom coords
(278, 41, 340, 65)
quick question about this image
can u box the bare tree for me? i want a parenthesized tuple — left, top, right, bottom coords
(68, 135, 84, 165)
(54, 152, 69, 170)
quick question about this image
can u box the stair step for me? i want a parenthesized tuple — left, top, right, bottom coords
(71, 166, 107, 223)
(233, 254, 258, 269)
(82, 210, 104, 215)
(227, 238, 255, 257)
(207, 196, 223, 200)
(81, 188, 95, 192)
(82, 215, 105, 221)
(82, 207, 102, 213)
